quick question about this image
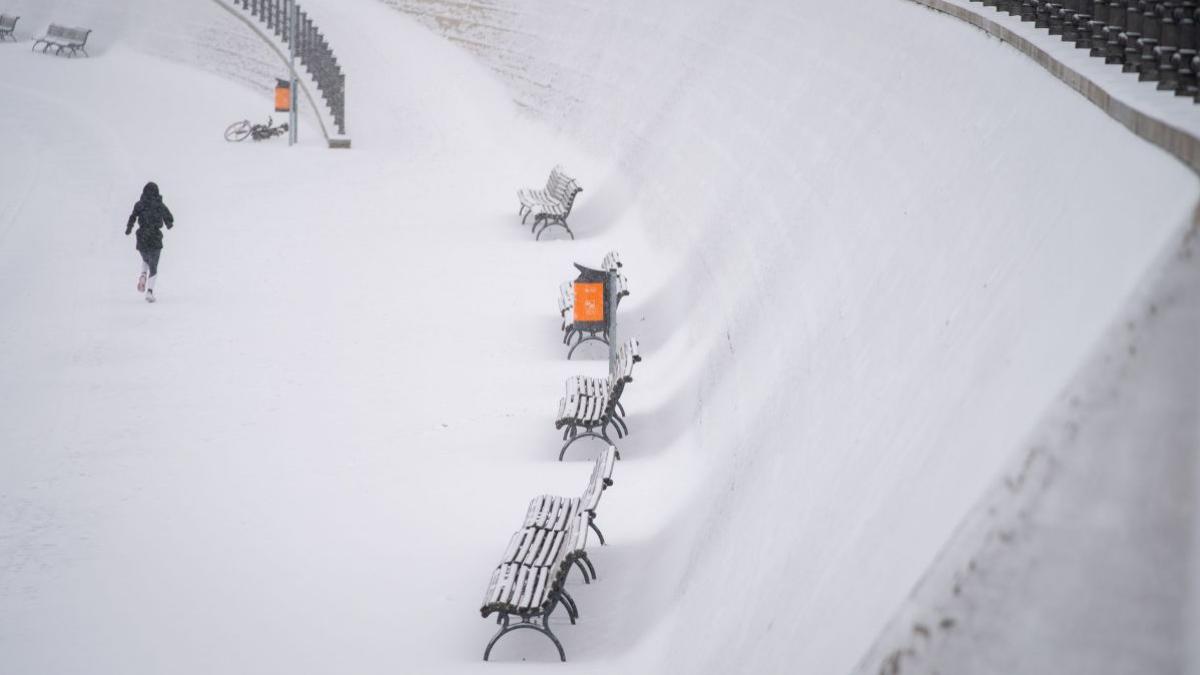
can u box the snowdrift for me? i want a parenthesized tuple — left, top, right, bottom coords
(0, 0, 1196, 673)
(380, 0, 1199, 672)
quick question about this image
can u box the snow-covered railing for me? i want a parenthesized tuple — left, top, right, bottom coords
(232, 0, 347, 138)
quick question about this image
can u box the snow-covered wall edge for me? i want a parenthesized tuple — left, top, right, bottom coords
(852, 1, 1200, 672)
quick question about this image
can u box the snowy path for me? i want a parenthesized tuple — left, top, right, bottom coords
(4, 0, 1198, 673)
(0, 5, 666, 672)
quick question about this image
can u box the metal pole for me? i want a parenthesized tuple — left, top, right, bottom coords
(607, 269, 618, 372)
(288, 0, 298, 145)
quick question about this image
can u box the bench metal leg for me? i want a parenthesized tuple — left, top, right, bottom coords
(534, 219, 574, 241)
(560, 589, 580, 619)
(572, 559, 591, 584)
(604, 420, 624, 441)
(483, 610, 566, 662)
(581, 554, 598, 580)
(611, 415, 629, 437)
(588, 515, 607, 547)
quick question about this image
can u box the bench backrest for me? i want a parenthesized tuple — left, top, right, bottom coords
(579, 445, 617, 513)
(606, 339, 641, 414)
(546, 165, 568, 194)
(608, 338, 641, 389)
(612, 271, 630, 308)
(561, 181, 582, 213)
(558, 281, 574, 316)
(46, 24, 91, 43)
(550, 174, 581, 203)
(0, 15, 18, 30)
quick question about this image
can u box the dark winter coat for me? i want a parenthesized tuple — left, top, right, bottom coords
(125, 182, 174, 252)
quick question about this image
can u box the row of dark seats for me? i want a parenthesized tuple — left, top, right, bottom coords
(973, 0, 1200, 101)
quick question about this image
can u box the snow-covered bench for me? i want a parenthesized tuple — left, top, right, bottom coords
(480, 447, 617, 661)
(480, 510, 591, 661)
(517, 166, 584, 240)
(32, 24, 91, 57)
(518, 165, 570, 221)
(556, 339, 641, 461)
(558, 252, 629, 358)
(0, 15, 19, 41)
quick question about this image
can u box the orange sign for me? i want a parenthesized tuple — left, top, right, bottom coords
(275, 82, 292, 112)
(573, 282, 605, 323)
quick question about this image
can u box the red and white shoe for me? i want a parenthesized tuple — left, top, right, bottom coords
(137, 274, 147, 293)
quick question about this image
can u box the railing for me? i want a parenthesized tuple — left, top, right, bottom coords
(970, 0, 1200, 103)
(234, 0, 346, 135)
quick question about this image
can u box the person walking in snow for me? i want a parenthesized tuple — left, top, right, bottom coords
(125, 182, 175, 303)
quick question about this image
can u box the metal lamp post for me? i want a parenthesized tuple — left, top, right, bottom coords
(288, 0, 299, 145)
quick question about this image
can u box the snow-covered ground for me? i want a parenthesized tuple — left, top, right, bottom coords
(0, 1, 1196, 673)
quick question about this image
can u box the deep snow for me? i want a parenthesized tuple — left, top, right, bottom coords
(1, 1, 1197, 674)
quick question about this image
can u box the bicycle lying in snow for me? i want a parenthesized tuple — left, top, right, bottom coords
(224, 117, 289, 142)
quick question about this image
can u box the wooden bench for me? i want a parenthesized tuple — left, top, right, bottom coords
(558, 252, 629, 358)
(33, 24, 91, 57)
(480, 448, 617, 661)
(481, 510, 591, 661)
(0, 15, 18, 41)
(555, 339, 641, 461)
(516, 166, 584, 240)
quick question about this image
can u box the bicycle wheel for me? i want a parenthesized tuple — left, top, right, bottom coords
(224, 120, 252, 142)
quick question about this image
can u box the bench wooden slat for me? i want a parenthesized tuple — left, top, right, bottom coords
(517, 566, 539, 609)
(532, 529, 564, 567)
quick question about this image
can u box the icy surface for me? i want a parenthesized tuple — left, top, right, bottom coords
(0, 1, 1197, 674)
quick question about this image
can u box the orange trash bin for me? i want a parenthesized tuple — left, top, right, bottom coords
(274, 79, 292, 113)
